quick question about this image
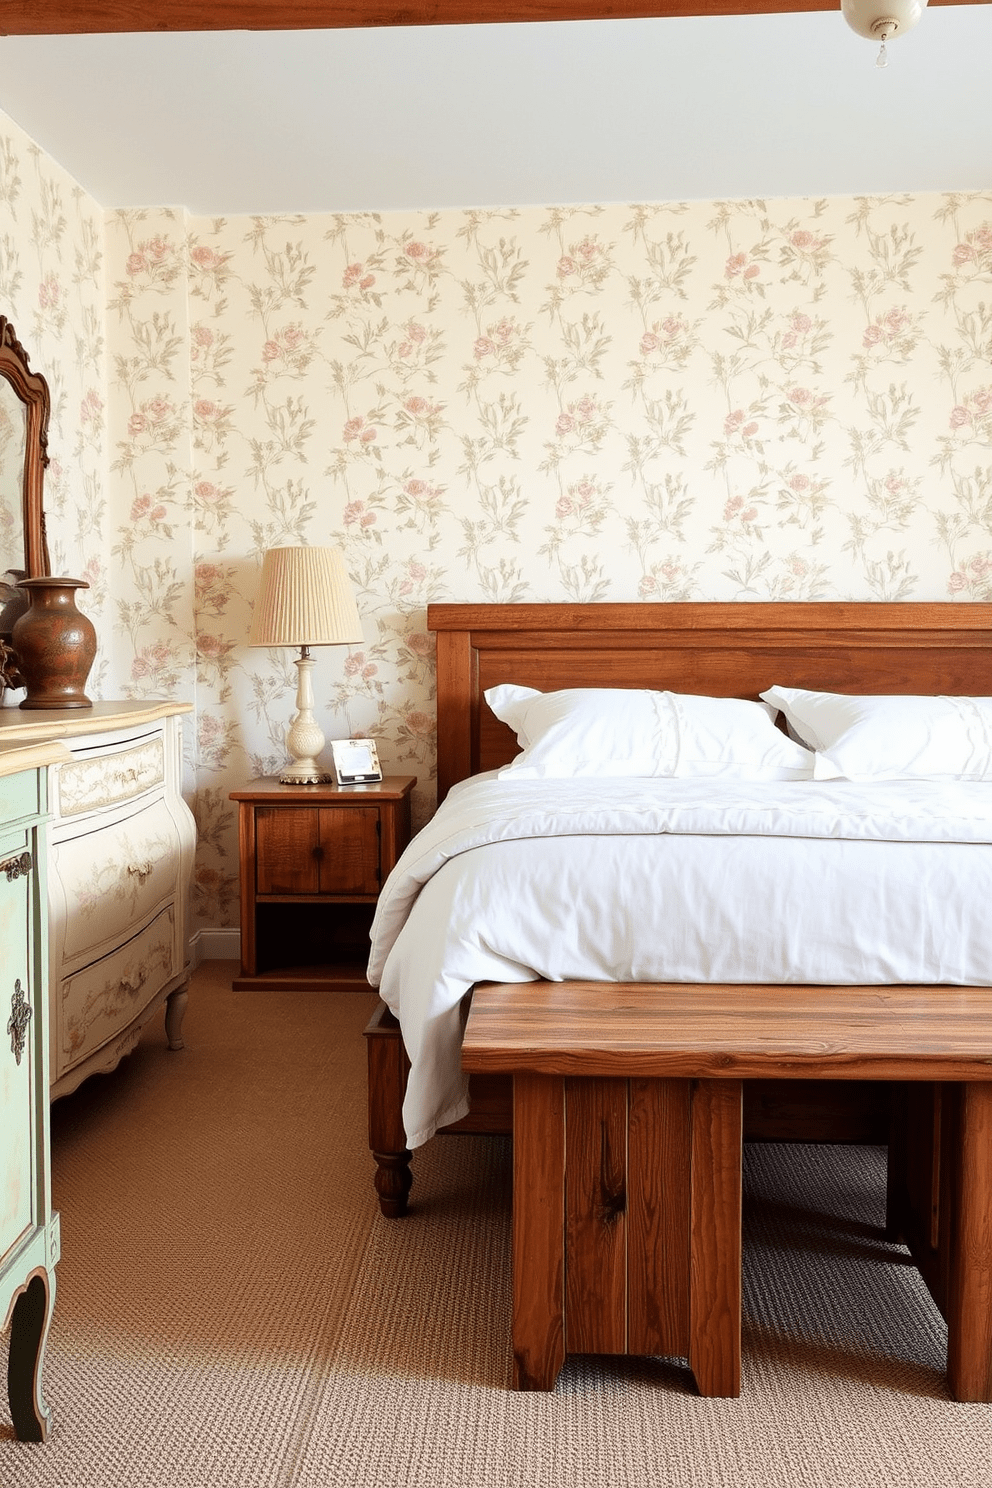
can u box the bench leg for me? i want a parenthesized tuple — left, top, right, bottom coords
(512, 1073, 566, 1390)
(689, 1078, 743, 1399)
(946, 1081, 992, 1402)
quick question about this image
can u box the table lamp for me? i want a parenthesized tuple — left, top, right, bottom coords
(249, 545, 364, 784)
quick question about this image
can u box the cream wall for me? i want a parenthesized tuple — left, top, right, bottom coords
(3, 111, 992, 934)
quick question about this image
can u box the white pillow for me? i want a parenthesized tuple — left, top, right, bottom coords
(485, 684, 815, 780)
(760, 686, 992, 781)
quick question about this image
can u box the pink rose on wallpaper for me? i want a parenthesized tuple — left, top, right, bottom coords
(190, 245, 223, 270)
(787, 387, 813, 409)
(640, 332, 660, 355)
(38, 274, 60, 309)
(790, 231, 819, 251)
(791, 313, 812, 334)
(949, 407, 971, 429)
(407, 561, 427, 581)
(343, 263, 363, 287)
(744, 265, 759, 280)
(724, 495, 744, 520)
(262, 341, 281, 362)
(197, 633, 227, 660)
(572, 481, 596, 503)
(343, 501, 365, 525)
(360, 508, 377, 523)
(406, 243, 428, 260)
(743, 422, 759, 438)
(789, 474, 811, 492)
(953, 244, 974, 265)
(556, 413, 575, 436)
(556, 496, 574, 518)
(405, 710, 434, 738)
(126, 252, 146, 276)
(131, 495, 152, 520)
(557, 256, 576, 279)
(790, 558, 809, 577)
(494, 319, 515, 343)
(863, 324, 883, 348)
(193, 325, 213, 348)
(407, 322, 427, 344)
(725, 254, 748, 279)
(128, 413, 147, 437)
(149, 396, 175, 423)
(638, 575, 658, 597)
(405, 396, 428, 416)
(360, 428, 377, 446)
(475, 337, 496, 359)
(194, 399, 222, 424)
(360, 275, 375, 290)
(345, 653, 379, 682)
(80, 389, 103, 423)
(195, 562, 222, 588)
(343, 418, 364, 442)
(195, 481, 220, 503)
(948, 572, 968, 593)
(724, 410, 744, 435)
(407, 632, 432, 658)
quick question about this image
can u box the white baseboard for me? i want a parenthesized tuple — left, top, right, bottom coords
(189, 928, 241, 967)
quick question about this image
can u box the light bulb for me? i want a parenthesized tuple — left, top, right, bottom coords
(876, 38, 889, 65)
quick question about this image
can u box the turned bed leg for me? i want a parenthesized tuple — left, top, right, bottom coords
(364, 1000, 413, 1218)
(165, 981, 189, 1051)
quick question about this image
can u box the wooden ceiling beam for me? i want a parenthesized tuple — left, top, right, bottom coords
(0, 0, 969, 38)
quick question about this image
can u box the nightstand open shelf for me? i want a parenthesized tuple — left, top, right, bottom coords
(230, 776, 416, 992)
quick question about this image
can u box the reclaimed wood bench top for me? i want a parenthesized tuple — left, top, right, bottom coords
(461, 981, 992, 1082)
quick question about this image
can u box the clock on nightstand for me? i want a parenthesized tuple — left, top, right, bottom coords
(229, 776, 416, 991)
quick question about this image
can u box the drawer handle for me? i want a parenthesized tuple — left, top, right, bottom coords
(127, 861, 154, 886)
(1, 850, 32, 883)
(6, 979, 31, 1066)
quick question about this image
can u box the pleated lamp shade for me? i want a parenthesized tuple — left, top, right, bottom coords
(249, 546, 364, 648)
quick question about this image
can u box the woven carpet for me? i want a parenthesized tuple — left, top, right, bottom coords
(2, 961, 991, 1487)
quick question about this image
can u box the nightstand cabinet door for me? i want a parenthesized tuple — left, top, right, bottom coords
(255, 806, 381, 897)
(255, 807, 321, 895)
(317, 807, 380, 896)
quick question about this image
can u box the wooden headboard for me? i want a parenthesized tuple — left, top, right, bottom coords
(428, 602, 992, 801)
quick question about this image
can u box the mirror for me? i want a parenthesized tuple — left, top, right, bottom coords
(0, 317, 51, 690)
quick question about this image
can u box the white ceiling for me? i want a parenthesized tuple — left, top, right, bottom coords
(0, 8, 989, 216)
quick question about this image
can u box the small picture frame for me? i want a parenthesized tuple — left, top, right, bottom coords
(330, 737, 383, 785)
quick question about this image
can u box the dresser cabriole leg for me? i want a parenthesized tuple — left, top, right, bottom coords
(7, 1268, 55, 1443)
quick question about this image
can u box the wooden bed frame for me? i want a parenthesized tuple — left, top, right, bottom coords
(365, 601, 992, 1283)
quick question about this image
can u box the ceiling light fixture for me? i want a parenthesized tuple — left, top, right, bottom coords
(841, 0, 928, 66)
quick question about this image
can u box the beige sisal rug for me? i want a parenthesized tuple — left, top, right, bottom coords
(2, 961, 990, 1487)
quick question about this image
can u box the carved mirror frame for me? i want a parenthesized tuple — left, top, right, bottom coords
(1, 317, 51, 690)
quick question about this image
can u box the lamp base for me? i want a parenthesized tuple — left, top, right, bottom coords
(279, 651, 333, 785)
(278, 764, 334, 786)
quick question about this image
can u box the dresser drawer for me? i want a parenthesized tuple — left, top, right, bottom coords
(0, 767, 41, 825)
(58, 904, 177, 1072)
(52, 797, 183, 967)
(53, 733, 165, 818)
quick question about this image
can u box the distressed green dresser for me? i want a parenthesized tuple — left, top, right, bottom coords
(0, 739, 67, 1441)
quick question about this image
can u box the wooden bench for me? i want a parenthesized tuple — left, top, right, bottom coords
(461, 980, 992, 1402)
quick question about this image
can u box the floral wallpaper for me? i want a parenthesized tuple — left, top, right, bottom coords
(3, 106, 992, 937)
(0, 113, 108, 682)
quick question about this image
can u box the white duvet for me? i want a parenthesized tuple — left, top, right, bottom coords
(367, 775, 992, 1147)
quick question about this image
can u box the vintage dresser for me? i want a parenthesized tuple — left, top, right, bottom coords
(0, 701, 196, 1098)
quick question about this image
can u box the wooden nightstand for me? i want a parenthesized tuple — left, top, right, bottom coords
(230, 776, 416, 991)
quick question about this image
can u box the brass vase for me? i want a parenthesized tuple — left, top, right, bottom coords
(12, 576, 97, 709)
